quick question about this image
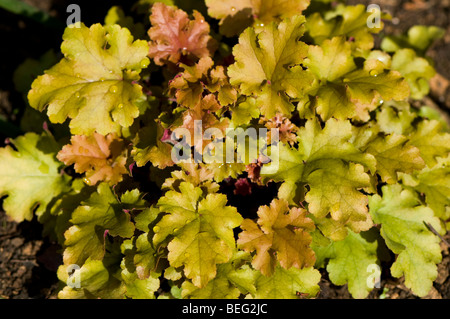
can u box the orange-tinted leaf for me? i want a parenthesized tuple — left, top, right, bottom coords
(177, 94, 229, 151)
(169, 57, 214, 108)
(57, 133, 128, 185)
(148, 3, 216, 66)
(262, 114, 298, 146)
(207, 65, 237, 106)
(238, 198, 316, 276)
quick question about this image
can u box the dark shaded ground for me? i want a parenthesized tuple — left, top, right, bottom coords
(0, 0, 449, 299)
(0, 211, 61, 299)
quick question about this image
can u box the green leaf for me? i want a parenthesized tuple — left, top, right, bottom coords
(381, 25, 445, 55)
(205, 0, 253, 37)
(376, 101, 417, 135)
(418, 106, 450, 131)
(28, 23, 150, 135)
(228, 15, 314, 118)
(310, 229, 333, 268)
(0, 132, 71, 222)
(120, 239, 160, 299)
(306, 4, 384, 54)
(63, 183, 137, 266)
(253, 265, 320, 298)
(391, 49, 436, 100)
(181, 252, 257, 298)
(261, 118, 376, 229)
(369, 184, 443, 297)
(305, 36, 356, 82)
(155, 182, 243, 287)
(132, 120, 175, 169)
(230, 97, 260, 128)
(305, 160, 373, 235)
(340, 62, 410, 121)
(251, 0, 311, 25)
(309, 84, 353, 121)
(133, 233, 159, 280)
(298, 118, 376, 169)
(205, 0, 311, 37)
(325, 229, 379, 299)
(40, 178, 96, 245)
(121, 265, 160, 299)
(260, 142, 306, 205)
(401, 156, 450, 221)
(302, 56, 410, 122)
(364, 133, 425, 184)
(57, 257, 126, 299)
(407, 119, 450, 168)
(135, 206, 161, 232)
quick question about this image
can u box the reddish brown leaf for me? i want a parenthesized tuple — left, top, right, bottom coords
(238, 198, 316, 276)
(57, 133, 128, 185)
(177, 94, 229, 152)
(148, 3, 217, 66)
(262, 114, 299, 146)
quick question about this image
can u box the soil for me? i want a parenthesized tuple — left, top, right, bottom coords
(0, 0, 449, 299)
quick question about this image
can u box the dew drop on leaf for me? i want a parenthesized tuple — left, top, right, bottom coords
(117, 103, 124, 109)
(83, 177, 91, 185)
(109, 85, 119, 93)
(140, 59, 149, 68)
(369, 70, 379, 77)
(153, 226, 161, 233)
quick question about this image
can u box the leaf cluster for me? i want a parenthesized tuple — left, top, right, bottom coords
(1, 0, 449, 299)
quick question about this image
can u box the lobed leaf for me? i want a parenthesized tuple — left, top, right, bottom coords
(0, 132, 71, 222)
(253, 265, 320, 298)
(369, 184, 443, 297)
(57, 132, 128, 186)
(325, 230, 379, 299)
(238, 198, 315, 276)
(228, 15, 314, 118)
(148, 2, 216, 65)
(28, 23, 150, 136)
(155, 182, 242, 287)
(63, 183, 139, 266)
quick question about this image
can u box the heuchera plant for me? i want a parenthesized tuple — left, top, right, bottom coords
(1, 0, 449, 299)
